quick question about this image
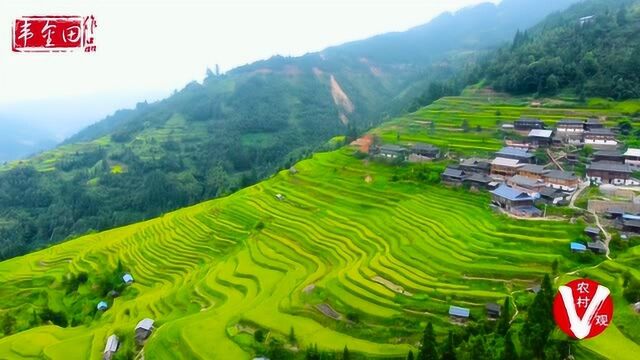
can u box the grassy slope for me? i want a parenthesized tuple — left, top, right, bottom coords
(0, 93, 638, 359)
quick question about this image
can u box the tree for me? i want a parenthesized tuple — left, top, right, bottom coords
(418, 322, 438, 360)
(497, 297, 511, 336)
(502, 331, 518, 360)
(342, 346, 350, 360)
(551, 259, 558, 275)
(289, 326, 297, 345)
(619, 120, 633, 136)
(440, 331, 456, 360)
(461, 120, 470, 133)
(469, 335, 487, 360)
(408, 350, 415, 360)
(545, 74, 559, 95)
(623, 277, 640, 303)
(1, 313, 16, 335)
(254, 329, 265, 343)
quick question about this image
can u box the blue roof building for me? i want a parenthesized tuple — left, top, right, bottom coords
(570, 242, 587, 252)
(448, 305, 470, 318)
(123, 273, 134, 284)
(97, 301, 108, 311)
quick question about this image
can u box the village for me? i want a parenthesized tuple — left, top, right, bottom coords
(347, 115, 640, 325)
(354, 115, 640, 266)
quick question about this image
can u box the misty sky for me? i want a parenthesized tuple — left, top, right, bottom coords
(0, 0, 495, 137)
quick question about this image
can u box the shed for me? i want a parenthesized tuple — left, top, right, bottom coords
(123, 273, 134, 284)
(486, 303, 501, 318)
(584, 227, 600, 239)
(449, 305, 470, 319)
(103, 334, 119, 360)
(275, 193, 285, 201)
(587, 241, 607, 254)
(97, 301, 108, 311)
(570, 242, 587, 252)
(623, 219, 640, 232)
(135, 318, 155, 344)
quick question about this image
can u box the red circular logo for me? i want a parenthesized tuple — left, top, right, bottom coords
(553, 278, 613, 339)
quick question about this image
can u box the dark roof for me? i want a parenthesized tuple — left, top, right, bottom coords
(496, 147, 534, 159)
(379, 144, 407, 153)
(510, 175, 542, 188)
(557, 119, 584, 125)
(465, 173, 492, 184)
(585, 227, 601, 235)
(539, 187, 563, 198)
(587, 241, 607, 250)
(594, 150, 623, 157)
(586, 128, 615, 136)
(587, 162, 631, 174)
(443, 168, 465, 178)
(607, 208, 625, 215)
(545, 170, 578, 181)
(491, 184, 533, 201)
(623, 219, 640, 228)
(486, 303, 501, 312)
(586, 118, 602, 124)
(516, 117, 543, 123)
(519, 164, 547, 174)
(460, 158, 491, 167)
(412, 143, 438, 151)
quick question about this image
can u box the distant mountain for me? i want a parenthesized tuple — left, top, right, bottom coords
(0, 0, 580, 260)
(480, 0, 640, 100)
(0, 119, 57, 162)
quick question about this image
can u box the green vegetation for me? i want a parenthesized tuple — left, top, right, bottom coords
(480, 0, 640, 100)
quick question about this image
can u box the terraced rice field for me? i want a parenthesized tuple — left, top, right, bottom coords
(0, 144, 589, 359)
(375, 93, 635, 155)
(1, 94, 639, 359)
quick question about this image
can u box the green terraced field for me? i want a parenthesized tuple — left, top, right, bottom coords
(374, 91, 639, 155)
(1, 94, 639, 359)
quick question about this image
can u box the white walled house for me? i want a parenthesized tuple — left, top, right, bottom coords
(624, 148, 640, 167)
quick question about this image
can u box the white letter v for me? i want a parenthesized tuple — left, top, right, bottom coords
(558, 284, 610, 339)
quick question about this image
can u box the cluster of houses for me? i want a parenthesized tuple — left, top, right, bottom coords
(448, 302, 502, 323)
(441, 144, 578, 217)
(570, 227, 607, 255)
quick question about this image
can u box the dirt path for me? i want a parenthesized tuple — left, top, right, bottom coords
(569, 180, 590, 208)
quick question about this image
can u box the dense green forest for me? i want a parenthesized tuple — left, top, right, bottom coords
(0, 0, 576, 260)
(481, 0, 640, 100)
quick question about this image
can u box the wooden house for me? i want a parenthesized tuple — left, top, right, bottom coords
(594, 150, 623, 163)
(585, 118, 604, 131)
(584, 128, 618, 148)
(408, 143, 440, 162)
(528, 129, 554, 147)
(490, 184, 535, 211)
(507, 175, 545, 195)
(587, 241, 607, 254)
(514, 118, 545, 131)
(623, 148, 640, 168)
(495, 147, 535, 163)
(587, 162, 639, 185)
(460, 158, 491, 174)
(491, 157, 522, 178)
(486, 303, 501, 319)
(543, 170, 579, 192)
(556, 119, 584, 133)
(442, 168, 466, 185)
(377, 144, 408, 160)
(517, 164, 547, 180)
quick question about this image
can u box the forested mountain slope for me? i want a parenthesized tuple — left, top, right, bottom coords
(0, 0, 578, 259)
(481, 0, 640, 99)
